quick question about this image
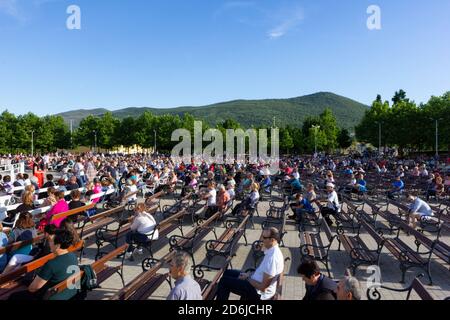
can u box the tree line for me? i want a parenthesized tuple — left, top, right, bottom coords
(0, 107, 350, 155)
(355, 91, 450, 155)
(1, 90, 447, 155)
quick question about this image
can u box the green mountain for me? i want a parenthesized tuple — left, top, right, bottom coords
(58, 92, 368, 129)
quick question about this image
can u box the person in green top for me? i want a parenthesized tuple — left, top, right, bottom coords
(9, 229, 79, 300)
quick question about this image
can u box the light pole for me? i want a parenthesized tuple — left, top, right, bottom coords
(430, 118, 443, 159)
(153, 130, 157, 154)
(31, 130, 35, 156)
(92, 130, 97, 154)
(375, 121, 383, 156)
(312, 125, 320, 155)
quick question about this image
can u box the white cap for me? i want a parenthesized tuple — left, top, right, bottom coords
(326, 183, 335, 188)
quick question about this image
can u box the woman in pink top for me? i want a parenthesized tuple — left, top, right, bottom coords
(92, 178, 103, 203)
(45, 191, 69, 228)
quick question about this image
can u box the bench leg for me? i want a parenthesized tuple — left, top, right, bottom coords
(145, 244, 154, 259)
(117, 269, 126, 287)
(78, 246, 85, 263)
(400, 264, 407, 284)
(325, 259, 332, 278)
(426, 263, 433, 286)
(190, 252, 196, 267)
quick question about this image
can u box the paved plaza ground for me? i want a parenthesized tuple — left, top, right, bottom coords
(74, 192, 450, 301)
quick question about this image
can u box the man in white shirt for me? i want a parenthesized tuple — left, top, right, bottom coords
(216, 227, 284, 300)
(406, 193, 433, 229)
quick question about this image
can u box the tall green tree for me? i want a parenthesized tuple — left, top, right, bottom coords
(337, 129, 353, 149)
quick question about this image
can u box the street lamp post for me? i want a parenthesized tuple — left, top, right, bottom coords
(312, 125, 320, 155)
(430, 118, 443, 159)
(93, 130, 97, 154)
(375, 121, 383, 156)
(31, 130, 35, 156)
(153, 130, 157, 154)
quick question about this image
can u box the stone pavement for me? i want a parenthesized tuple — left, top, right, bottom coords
(79, 193, 450, 301)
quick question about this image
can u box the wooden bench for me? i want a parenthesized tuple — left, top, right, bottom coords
(194, 217, 250, 300)
(93, 210, 150, 260)
(331, 197, 359, 234)
(94, 192, 167, 259)
(144, 190, 166, 214)
(111, 208, 217, 301)
(372, 200, 406, 235)
(0, 241, 84, 300)
(110, 256, 170, 300)
(129, 208, 186, 262)
(161, 192, 191, 219)
(78, 205, 126, 240)
(338, 217, 385, 275)
(383, 220, 447, 285)
(419, 205, 447, 235)
(49, 203, 96, 224)
(298, 219, 336, 277)
(0, 233, 45, 256)
(205, 215, 249, 267)
(168, 210, 221, 266)
(251, 209, 287, 268)
(344, 197, 378, 227)
(367, 274, 434, 300)
(42, 244, 128, 300)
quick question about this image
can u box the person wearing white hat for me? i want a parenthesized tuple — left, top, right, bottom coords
(320, 183, 341, 226)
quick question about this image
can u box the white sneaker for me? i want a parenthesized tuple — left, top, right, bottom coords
(125, 252, 133, 259)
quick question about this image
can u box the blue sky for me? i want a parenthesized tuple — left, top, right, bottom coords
(0, 0, 449, 116)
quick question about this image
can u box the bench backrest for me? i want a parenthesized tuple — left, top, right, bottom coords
(89, 192, 106, 202)
(399, 220, 434, 249)
(0, 234, 45, 256)
(407, 278, 434, 300)
(360, 218, 384, 246)
(112, 254, 171, 300)
(322, 218, 334, 242)
(30, 206, 52, 217)
(88, 205, 126, 223)
(43, 243, 128, 300)
(50, 203, 96, 223)
(0, 240, 84, 286)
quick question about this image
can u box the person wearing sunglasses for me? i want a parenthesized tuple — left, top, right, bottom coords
(216, 227, 284, 300)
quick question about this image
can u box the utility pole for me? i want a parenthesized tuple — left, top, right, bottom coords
(435, 119, 439, 158)
(93, 130, 97, 154)
(70, 119, 73, 150)
(376, 121, 382, 156)
(312, 125, 320, 155)
(31, 130, 35, 156)
(154, 130, 157, 154)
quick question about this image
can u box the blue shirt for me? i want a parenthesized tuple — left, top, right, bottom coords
(300, 199, 314, 212)
(392, 180, 404, 190)
(167, 275, 202, 300)
(410, 198, 433, 216)
(357, 179, 367, 192)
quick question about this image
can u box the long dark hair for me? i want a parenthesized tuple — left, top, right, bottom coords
(15, 212, 35, 229)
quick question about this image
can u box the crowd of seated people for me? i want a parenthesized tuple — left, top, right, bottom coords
(0, 151, 448, 301)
